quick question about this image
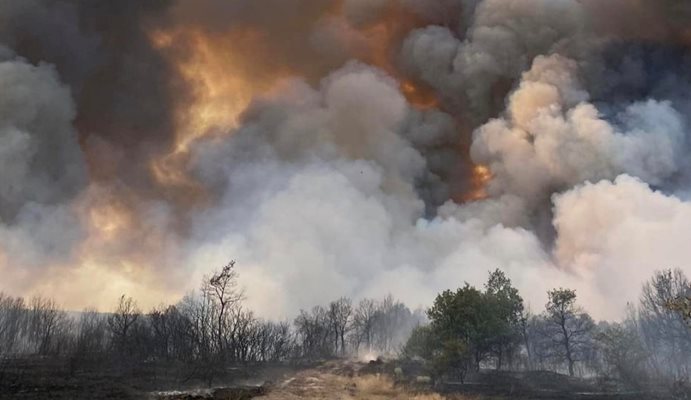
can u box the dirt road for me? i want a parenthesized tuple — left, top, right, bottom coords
(257, 361, 449, 400)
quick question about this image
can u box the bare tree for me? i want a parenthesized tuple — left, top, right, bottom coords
(0, 294, 26, 356)
(75, 308, 108, 358)
(638, 269, 691, 379)
(263, 321, 293, 361)
(295, 306, 333, 359)
(28, 296, 68, 355)
(328, 297, 352, 356)
(230, 308, 256, 362)
(353, 298, 377, 353)
(519, 309, 533, 370)
(107, 295, 141, 357)
(596, 322, 649, 386)
(149, 305, 181, 360)
(202, 261, 244, 361)
(372, 295, 420, 354)
(543, 288, 595, 376)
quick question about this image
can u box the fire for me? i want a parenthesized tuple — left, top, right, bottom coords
(68, 187, 185, 308)
(337, 2, 440, 110)
(87, 202, 133, 241)
(400, 80, 441, 110)
(150, 28, 257, 153)
(150, 1, 442, 188)
(70, 25, 274, 298)
(149, 27, 288, 188)
(465, 164, 493, 202)
(149, 28, 251, 187)
(78, 191, 141, 259)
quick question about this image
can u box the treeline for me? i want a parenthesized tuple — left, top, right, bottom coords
(404, 268, 691, 389)
(0, 262, 421, 383)
(294, 295, 424, 359)
(2, 261, 689, 389)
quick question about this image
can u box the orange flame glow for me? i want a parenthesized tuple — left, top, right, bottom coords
(465, 164, 493, 202)
(150, 29, 257, 152)
(149, 27, 289, 188)
(400, 80, 441, 110)
(337, 2, 441, 110)
(87, 202, 134, 241)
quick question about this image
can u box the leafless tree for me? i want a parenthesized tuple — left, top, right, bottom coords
(596, 321, 650, 386)
(0, 293, 26, 356)
(519, 309, 533, 370)
(263, 321, 293, 361)
(75, 308, 108, 358)
(230, 308, 256, 362)
(371, 295, 421, 354)
(295, 306, 334, 359)
(353, 298, 377, 353)
(543, 288, 595, 376)
(202, 261, 244, 362)
(107, 295, 141, 357)
(149, 305, 182, 360)
(328, 297, 352, 356)
(27, 296, 69, 356)
(637, 269, 691, 380)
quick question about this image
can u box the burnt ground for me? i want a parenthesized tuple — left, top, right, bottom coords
(0, 357, 138, 399)
(325, 360, 678, 400)
(0, 357, 682, 400)
(437, 370, 673, 400)
(0, 356, 298, 400)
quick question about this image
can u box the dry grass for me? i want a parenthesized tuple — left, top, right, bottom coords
(352, 375, 397, 396)
(351, 375, 484, 400)
(410, 395, 447, 400)
(260, 372, 477, 400)
(258, 361, 484, 400)
(349, 375, 484, 400)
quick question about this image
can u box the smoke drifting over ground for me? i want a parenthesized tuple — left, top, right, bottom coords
(2, 0, 691, 320)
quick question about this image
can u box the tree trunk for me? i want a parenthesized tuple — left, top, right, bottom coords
(340, 333, 346, 356)
(560, 314, 574, 377)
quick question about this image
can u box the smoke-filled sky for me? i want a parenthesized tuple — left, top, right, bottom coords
(2, 0, 691, 320)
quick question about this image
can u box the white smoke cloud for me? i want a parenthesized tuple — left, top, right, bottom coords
(181, 51, 691, 321)
(182, 2, 691, 322)
(186, 150, 557, 320)
(472, 54, 686, 206)
(553, 175, 691, 320)
(175, 64, 543, 319)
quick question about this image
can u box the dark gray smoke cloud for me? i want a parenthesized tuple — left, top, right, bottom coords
(0, 54, 85, 220)
(0, 1, 183, 194)
(0, 50, 85, 272)
(0, 0, 185, 301)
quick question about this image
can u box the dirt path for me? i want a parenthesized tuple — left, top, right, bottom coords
(257, 361, 450, 400)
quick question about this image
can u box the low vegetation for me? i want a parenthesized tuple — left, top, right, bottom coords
(403, 268, 691, 397)
(0, 261, 422, 397)
(0, 264, 689, 399)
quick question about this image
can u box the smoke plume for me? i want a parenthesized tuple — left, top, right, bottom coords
(1, 0, 690, 321)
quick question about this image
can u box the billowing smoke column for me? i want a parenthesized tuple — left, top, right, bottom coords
(2, 0, 691, 320)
